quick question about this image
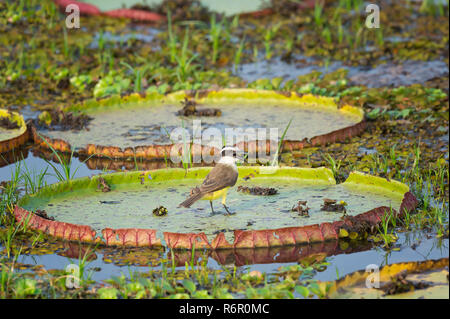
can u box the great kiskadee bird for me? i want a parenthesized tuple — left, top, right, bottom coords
(179, 146, 243, 215)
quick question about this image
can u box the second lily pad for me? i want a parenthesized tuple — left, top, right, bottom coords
(33, 89, 365, 160)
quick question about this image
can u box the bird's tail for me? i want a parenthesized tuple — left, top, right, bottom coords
(179, 187, 204, 208)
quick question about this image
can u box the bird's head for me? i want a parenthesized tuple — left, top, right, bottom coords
(220, 146, 246, 164)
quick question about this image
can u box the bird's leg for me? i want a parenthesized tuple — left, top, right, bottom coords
(222, 204, 234, 215)
(221, 190, 234, 215)
(209, 200, 215, 214)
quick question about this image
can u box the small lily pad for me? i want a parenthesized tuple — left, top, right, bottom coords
(0, 109, 28, 153)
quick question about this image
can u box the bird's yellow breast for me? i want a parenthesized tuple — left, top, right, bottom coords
(201, 187, 229, 201)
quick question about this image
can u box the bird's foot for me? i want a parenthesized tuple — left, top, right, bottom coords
(223, 204, 235, 216)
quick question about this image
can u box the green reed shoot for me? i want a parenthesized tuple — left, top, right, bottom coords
(174, 28, 199, 83)
(323, 153, 342, 181)
(38, 133, 96, 181)
(210, 14, 224, 64)
(263, 23, 280, 60)
(314, 1, 324, 28)
(120, 61, 149, 93)
(167, 10, 177, 64)
(234, 36, 246, 72)
(271, 118, 293, 166)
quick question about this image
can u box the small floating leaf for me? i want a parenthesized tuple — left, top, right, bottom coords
(349, 232, 359, 240)
(153, 206, 168, 216)
(339, 228, 349, 238)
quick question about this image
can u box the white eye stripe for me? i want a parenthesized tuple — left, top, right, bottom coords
(221, 146, 240, 152)
(221, 146, 241, 157)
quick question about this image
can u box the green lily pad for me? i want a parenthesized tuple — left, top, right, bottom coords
(0, 109, 28, 153)
(17, 167, 410, 247)
(33, 89, 364, 159)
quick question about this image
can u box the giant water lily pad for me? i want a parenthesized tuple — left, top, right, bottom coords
(32, 89, 366, 160)
(0, 109, 29, 153)
(14, 167, 418, 249)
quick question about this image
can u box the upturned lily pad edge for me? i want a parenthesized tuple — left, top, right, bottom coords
(30, 88, 366, 160)
(322, 257, 449, 298)
(13, 167, 418, 250)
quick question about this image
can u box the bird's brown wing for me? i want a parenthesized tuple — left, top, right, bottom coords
(198, 164, 238, 194)
(178, 164, 238, 208)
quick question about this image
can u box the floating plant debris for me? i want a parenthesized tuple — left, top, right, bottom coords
(99, 200, 121, 204)
(291, 200, 310, 217)
(243, 173, 255, 181)
(37, 109, 93, 131)
(0, 117, 20, 129)
(381, 270, 432, 296)
(320, 198, 347, 213)
(177, 98, 222, 117)
(97, 177, 111, 192)
(153, 206, 168, 217)
(34, 209, 54, 221)
(237, 185, 278, 196)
